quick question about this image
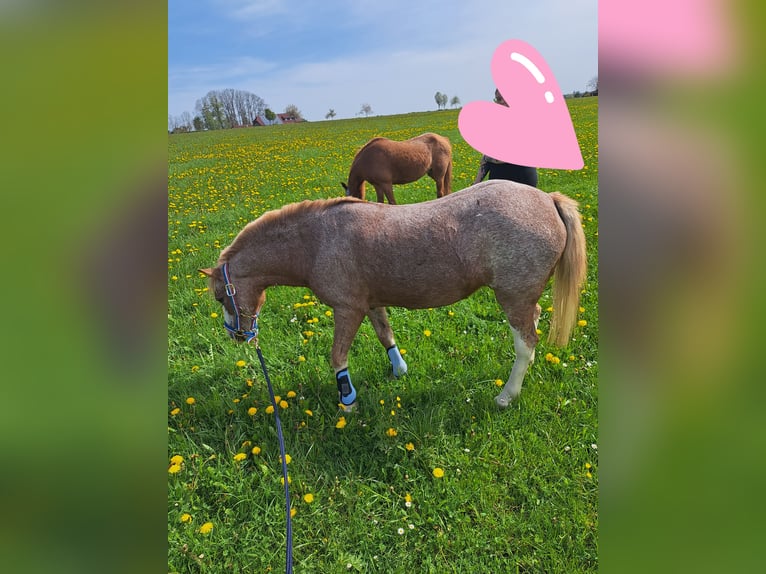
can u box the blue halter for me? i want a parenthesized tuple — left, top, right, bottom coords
(221, 262, 259, 343)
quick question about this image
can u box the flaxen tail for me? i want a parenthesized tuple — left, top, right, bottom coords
(548, 192, 587, 347)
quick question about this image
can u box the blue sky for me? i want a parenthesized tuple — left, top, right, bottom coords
(169, 0, 597, 122)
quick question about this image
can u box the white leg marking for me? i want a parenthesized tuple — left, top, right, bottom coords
(495, 326, 535, 409)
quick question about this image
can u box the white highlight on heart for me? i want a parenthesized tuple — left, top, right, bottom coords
(510, 51, 545, 84)
(545, 91, 554, 103)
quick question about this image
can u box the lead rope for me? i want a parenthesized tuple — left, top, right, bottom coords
(251, 339, 293, 574)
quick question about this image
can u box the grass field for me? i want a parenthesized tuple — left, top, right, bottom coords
(168, 98, 598, 573)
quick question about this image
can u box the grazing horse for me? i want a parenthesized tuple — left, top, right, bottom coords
(201, 180, 586, 409)
(340, 132, 452, 204)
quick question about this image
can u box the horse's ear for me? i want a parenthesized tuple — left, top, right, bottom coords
(198, 268, 214, 277)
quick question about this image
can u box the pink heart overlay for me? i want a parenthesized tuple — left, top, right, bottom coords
(458, 39, 583, 170)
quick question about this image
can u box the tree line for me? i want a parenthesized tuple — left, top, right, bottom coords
(169, 89, 307, 133)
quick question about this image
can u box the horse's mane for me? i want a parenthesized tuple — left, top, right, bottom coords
(218, 196, 364, 263)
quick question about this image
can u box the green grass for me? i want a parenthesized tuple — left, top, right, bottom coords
(168, 99, 598, 573)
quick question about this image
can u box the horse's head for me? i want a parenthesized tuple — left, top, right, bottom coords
(199, 264, 266, 343)
(341, 180, 365, 200)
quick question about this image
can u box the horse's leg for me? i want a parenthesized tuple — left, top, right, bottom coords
(370, 184, 385, 203)
(494, 295, 540, 408)
(331, 307, 366, 411)
(367, 307, 408, 377)
(379, 183, 395, 204)
(433, 172, 445, 198)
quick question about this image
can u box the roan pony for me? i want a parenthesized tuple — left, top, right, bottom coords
(340, 132, 452, 204)
(201, 180, 586, 409)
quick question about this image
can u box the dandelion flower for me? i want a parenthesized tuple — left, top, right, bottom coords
(280, 454, 292, 464)
(170, 455, 184, 465)
(236, 360, 246, 368)
(578, 320, 587, 327)
(579, 306, 585, 313)
(190, 365, 200, 372)
(432, 467, 445, 479)
(304, 409, 313, 416)
(198, 522, 214, 535)
(233, 453, 247, 462)
(247, 407, 257, 416)
(265, 405, 275, 414)
(303, 493, 314, 503)
(279, 400, 289, 409)
(494, 379, 504, 387)
(251, 446, 261, 455)
(399, 349, 407, 355)
(423, 329, 431, 337)
(386, 428, 398, 437)
(335, 416, 347, 429)
(210, 312, 218, 318)
(290, 508, 297, 518)
(325, 310, 332, 317)
(405, 442, 415, 451)
(185, 397, 196, 405)
(280, 476, 292, 485)
(246, 379, 254, 387)
(287, 390, 297, 399)
(298, 355, 306, 362)
(170, 407, 181, 416)
(168, 464, 182, 474)
(405, 493, 412, 503)
(180, 513, 192, 523)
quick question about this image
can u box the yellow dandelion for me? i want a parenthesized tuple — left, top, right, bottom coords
(304, 409, 313, 416)
(287, 391, 297, 399)
(379, 399, 385, 406)
(198, 522, 214, 535)
(578, 320, 587, 327)
(335, 416, 347, 429)
(251, 446, 261, 455)
(400, 349, 407, 355)
(247, 407, 257, 416)
(569, 355, 576, 361)
(303, 493, 315, 504)
(279, 400, 289, 409)
(168, 464, 182, 474)
(390, 410, 396, 416)
(233, 453, 247, 462)
(423, 329, 431, 337)
(191, 365, 200, 373)
(290, 508, 297, 518)
(180, 513, 192, 523)
(185, 397, 196, 405)
(494, 379, 504, 387)
(280, 454, 292, 464)
(405, 442, 415, 451)
(298, 355, 306, 362)
(432, 467, 445, 479)
(386, 428, 398, 437)
(246, 379, 254, 387)
(405, 493, 412, 503)
(280, 475, 292, 485)
(266, 405, 275, 414)
(274, 395, 281, 402)
(210, 312, 218, 318)
(578, 306, 585, 313)
(236, 360, 246, 367)
(325, 310, 332, 317)
(170, 455, 184, 465)
(170, 407, 181, 416)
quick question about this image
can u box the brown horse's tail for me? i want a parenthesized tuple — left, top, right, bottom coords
(445, 159, 453, 195)
(548, 192, 587, 347)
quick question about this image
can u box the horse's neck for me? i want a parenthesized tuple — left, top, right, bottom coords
(231, 215, 311, 287)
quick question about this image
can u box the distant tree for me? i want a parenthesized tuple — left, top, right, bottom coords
(450, 95, 461, 108)
(192, 116, 204, 131)
(587, 75, 598, 92)
(434, 91, 449, 110)
(283, 104, 303, 121)
(193, 89, 266, 130)
(325, 108, 336, 120)
(168, 114, 177, 133)
(359, 103, 373, 117)
(264, 108, 276, 124)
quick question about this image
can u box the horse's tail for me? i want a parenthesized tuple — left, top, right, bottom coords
(548, 192, 587, 347)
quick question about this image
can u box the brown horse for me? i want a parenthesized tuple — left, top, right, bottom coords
(201, 180, 586, 409)
(340, 132, 452, 204)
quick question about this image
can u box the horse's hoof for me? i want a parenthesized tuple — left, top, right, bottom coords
(340, 401, 357, 413)
(494, 395, 512, 409)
